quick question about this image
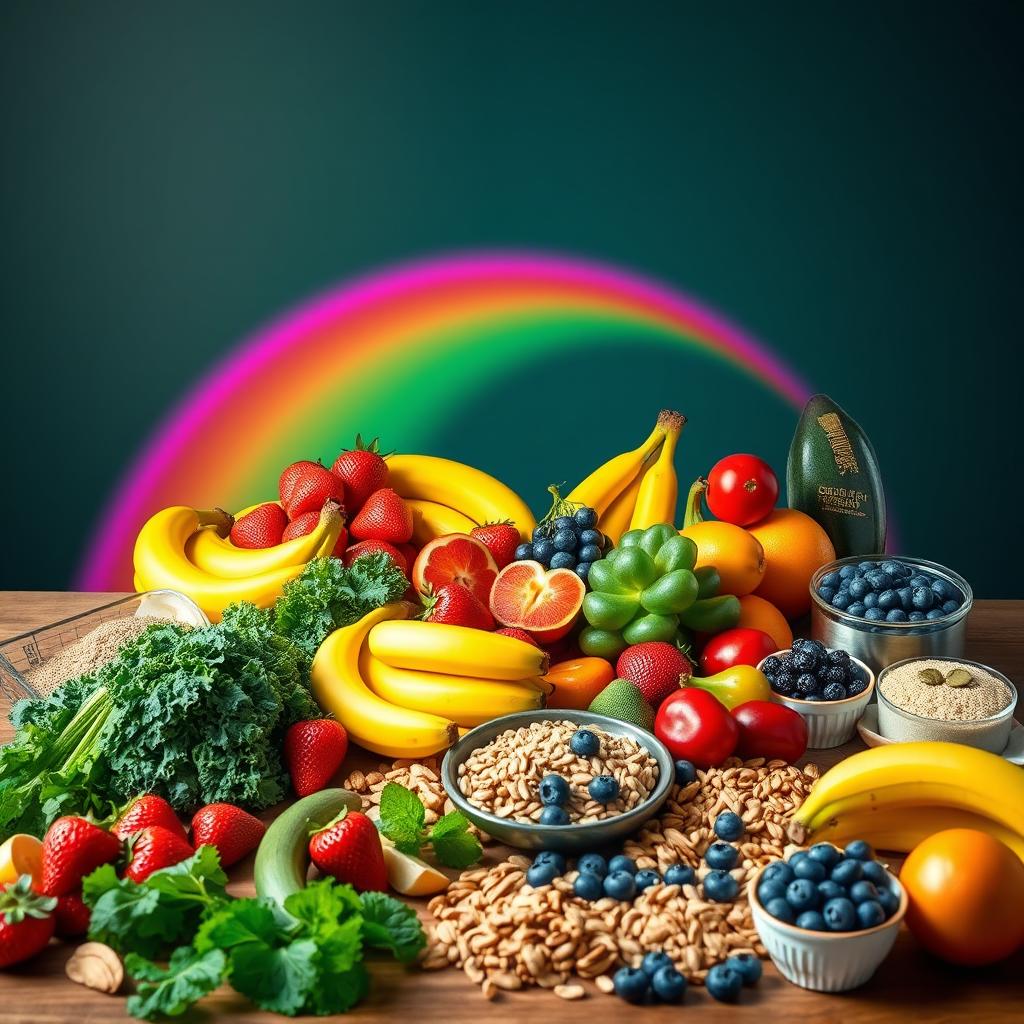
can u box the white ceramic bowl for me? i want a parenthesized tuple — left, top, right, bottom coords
(758, 649, 875, 749)
(749, 861, 907, 992)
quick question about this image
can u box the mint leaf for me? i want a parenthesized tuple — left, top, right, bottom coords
(429, 810, 470, 839)
(125, 947, 227, 1020)
(377, 783, 425, 854)
(230, 937, 319, 1016)
(359, 891, 426, 963)
(431, 826, 482, 869)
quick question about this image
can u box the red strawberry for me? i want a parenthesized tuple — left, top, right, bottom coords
(123, 826, 194, 883)
(616, 641, 693, 707)
(191, 803, 266, 868)
(54, 890, 90, 938)
(282, 507, 348, 556)
(342, 539, 408, 576)
(493, 626, 541, 648)
(422, 582, 494, 630)
(331, 436, 390, 513)
(230, 502, 287, 549)
(111, 794, 189, 844)
(308, 808, 387, 893)
(349, 488, 413, 544)
(0, 876, 57, 967)
(41, 817, 122, 897)
(284, 719, 349, 797)
(279, 460, 345, 519)
(470, 521, 521, 569)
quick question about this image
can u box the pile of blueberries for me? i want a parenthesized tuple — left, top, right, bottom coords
(612, 950, 761, 1005)
(757, 840, 899, 931)
(761, 638, 869, 702)
(536, 728, 620, 826)
(514, 505, 608, 582)
(817, 558, 965, 624)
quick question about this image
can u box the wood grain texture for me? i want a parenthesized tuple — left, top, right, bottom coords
(0, 593, 1021, 1023)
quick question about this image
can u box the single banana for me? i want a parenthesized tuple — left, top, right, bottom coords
(387, 454, 535, 539)
(599, 463, 649, 544)
(359, 648, 546, 727)
(628, 412, 685, 531)
(367, 619, 550, 680)
(789, 742, 1024, 845)
(133, 506, 307, 622)
(311, 603, 458, 758)
(186, 501, 344, 579)
(406, 498, 478, 547)
(565, 412, 671, 514)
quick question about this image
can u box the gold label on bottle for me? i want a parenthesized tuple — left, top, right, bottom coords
(816, 413, 860, 475)
(817, 485, 870, 518)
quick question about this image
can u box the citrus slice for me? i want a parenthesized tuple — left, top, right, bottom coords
(411, 534, 498, 604)
(489, 560, 586, 643)
(380, 839, 450, 896)
(0, 834, 44, 887)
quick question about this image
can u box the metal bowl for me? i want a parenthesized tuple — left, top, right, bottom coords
(809, 556, 973, 675)
(440, 709, 674, 853)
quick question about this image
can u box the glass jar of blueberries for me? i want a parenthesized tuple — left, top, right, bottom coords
(809, 556, 973, 675)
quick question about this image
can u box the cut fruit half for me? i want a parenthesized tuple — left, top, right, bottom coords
(0, 834, 43, 887)
(489, 560, 586, 643)
(380, 838, 450, 896)
(412, 534, 498, 605)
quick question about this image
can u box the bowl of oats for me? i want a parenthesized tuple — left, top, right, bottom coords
(876, 656, 1018, 753)
(440, 710, 673, 852)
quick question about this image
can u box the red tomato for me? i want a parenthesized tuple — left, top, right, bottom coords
(731, 700, 808, 762)
(699, 628, 778, 675)
(655, 689, 738, 768)
(706, 454, 779, 526)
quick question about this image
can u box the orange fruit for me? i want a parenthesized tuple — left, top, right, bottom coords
(680, 522, 765, 597)
(0, 834, 44, 887)
(901, 829, 1024, 966)
(544, 657, 617, 710)
(736, 594, 794, 650)
(747, 509, 836, 618)
(411, 534, 497, 605)
(489, 560, 585, 643)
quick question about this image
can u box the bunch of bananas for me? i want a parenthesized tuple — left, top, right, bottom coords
(566, 409, 686, 543)
(133, 501, 344, 621)
(310, 605, 551, 758)
(789, 741, 1024, 862)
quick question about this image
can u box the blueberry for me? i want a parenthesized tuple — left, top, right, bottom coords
(878, 589, 900, 611)
(849, 880, 880, 903)
(865, 570, 893, 591)
(941, 599, 961, 614)
(886, 608, 909, 623)
(570, 729, 600, 757)
(612, 965, 650, 1004)
(909, 611, 926, 622)
(651, 965, 687, 1002)
(796, 672, 822, 696)
(857, 899, 886, 929)
(603, 870, 637, 901)
(926, 608, 946, 620)
(728, 952, 762, 986)
(803, 639, 828, 658)
(838, 565, 859, 580)
(822, 681, 848, 701)
(765, 897, 796, 923)
(526, 862, 560, 887)
(845, 839, 873, 860)
(704, 842, 739, 870)
(761, 861, 795, 886)
(573, 871, 603, 900)
(538, 774, 570, 806)
(574, 506, 598, 530)
(822, 896, 857, 931)
(588, 775, 620, 803)
(863, 592, 879, 608)
(820, 570, 842, 590)
(789, 851, 808, 870)
(663, 863, 695, 886)
(533, 538, 555, 563)
(861, 860, 888, 886)
(846, 603, 867, 618)
(703, 870, 739, 902)
(877, 886, 900, 917)
(554, 515, 575, 532)
(757, 878, 788, 904)
(911, 586, 935, 611)
(777, 650, 794, 666)
(820, 664, 848, 687)
(881, 559, 909, 579)
(896, 586, 914, 610)
(514, 543, 534, 562)
(674, 759, 697, 785)
(848, 577, 871, 600)
(641, 951, 674, 978)
(714, 812, 744, 841)
(761, 655, 781, 679)
(818, 586, 836, 604)
(831, 591, 852, 610)
(705, 963, 744, 1003)
(792, 648, 819, 672)
(608, 854, 637, 875)
(578, 543, 602, 564)
(908, 574, 931, 589)
(796, 910, 827, 930)
(772, 669, 797, 695)
(831, 859, 863, 887)
(533, 850, 566, 872)
(574, 561, 592, 582)
(786, 878, 820, 912)
(808, 843, 841, 868)
(552, 529, 578, 553)
(532, 524, 548, 542)
(635, 869, 661, 892)
(577, 852, 608, 878)
(539, 805, 569, 825)
(549, 551, 576, 570)
(793, 857, 827, 883)
(579, 528, 603, 547)
(847, 674, 869, 696)
(817, 879, 845, 902)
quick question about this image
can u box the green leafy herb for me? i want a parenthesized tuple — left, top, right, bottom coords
(126, 947, 227, 1020)
(359, 891, 427, 963)
(377, 783, 481, 869)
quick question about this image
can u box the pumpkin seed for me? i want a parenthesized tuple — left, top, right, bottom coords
(944, 668, 973, 688)
(918, 668, 944, 686)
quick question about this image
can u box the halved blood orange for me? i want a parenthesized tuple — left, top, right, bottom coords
(489, 560, 586, 643)
(411, 534, 498, 604)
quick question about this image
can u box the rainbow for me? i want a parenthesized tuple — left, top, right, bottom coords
(77, 251, 814, 590)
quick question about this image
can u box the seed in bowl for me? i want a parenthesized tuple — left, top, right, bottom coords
(456, 719, 658, 824)
(762, 639, 866, 702)
(879, 659, 1013, 722)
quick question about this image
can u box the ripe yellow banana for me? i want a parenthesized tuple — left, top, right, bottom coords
(310, 603, 458, 758)
(387, 454, 535, 538)
(359, 648, 546, 727)
(133, 506, 307, 622)
(367, 619, 550, 680)
(628, 412, 685, 531)
(789, 742, 1024, 845)
(599, 465, 648, 544)
(406, 498, 478, 547)
(565, 412, 671, 515)
(185, 501, 344, 579)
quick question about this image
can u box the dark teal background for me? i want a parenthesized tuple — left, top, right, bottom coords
(1, 2, 1020, 595)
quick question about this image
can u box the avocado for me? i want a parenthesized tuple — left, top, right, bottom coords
(786, 394, 886, 557)
(588, 678, 656, 731)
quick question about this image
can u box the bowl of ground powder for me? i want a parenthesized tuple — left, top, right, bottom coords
(877, 656, 1017, 753)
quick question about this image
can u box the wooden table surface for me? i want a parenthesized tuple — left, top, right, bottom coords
(1, 593, 1022, 1024)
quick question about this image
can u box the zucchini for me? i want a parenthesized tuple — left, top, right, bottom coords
(254, 788, 362, 904)
(786, 394, 887, 557)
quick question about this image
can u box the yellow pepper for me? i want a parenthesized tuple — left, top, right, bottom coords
(686, 665, 772, 710)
